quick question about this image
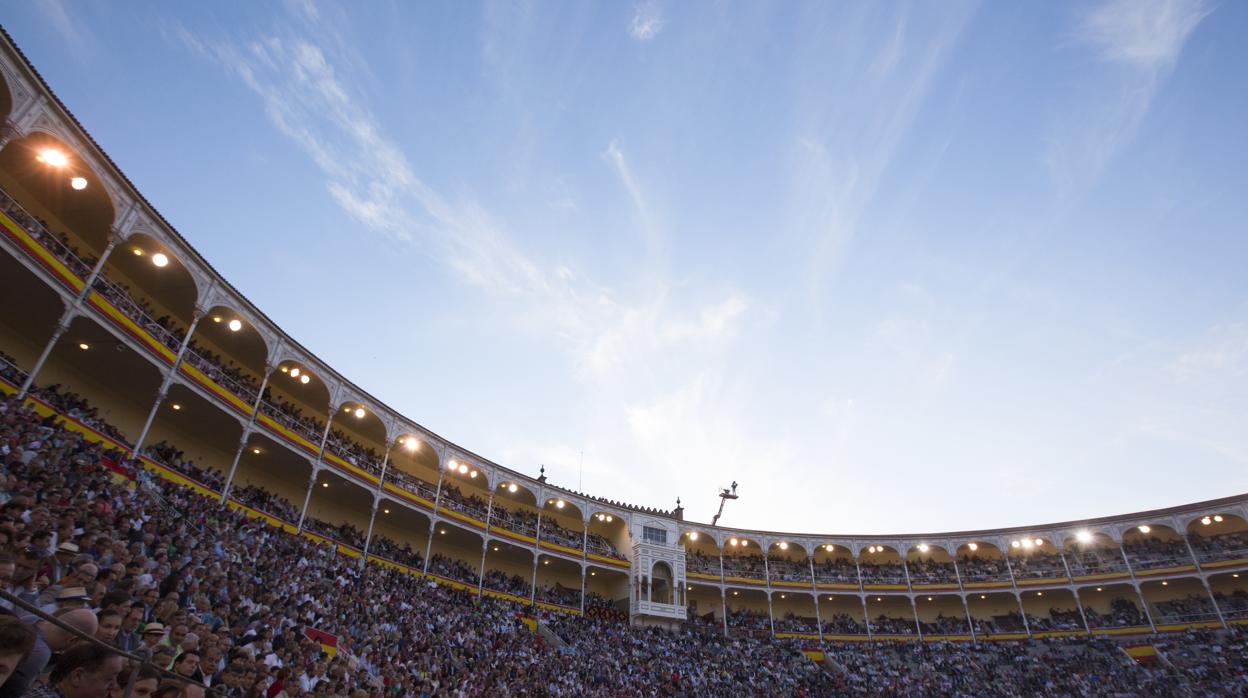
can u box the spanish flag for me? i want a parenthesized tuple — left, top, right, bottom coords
(304, 627, 339, 658)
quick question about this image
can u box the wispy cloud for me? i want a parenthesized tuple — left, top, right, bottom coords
(34, 0, 81, 44)
(629, 1, 665, 41)
(1047, 0, 1212, 199)
(1172, 322, 1248, 380)
(1077, 0, 1212, 71)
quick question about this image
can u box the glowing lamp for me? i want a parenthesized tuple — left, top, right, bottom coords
(38, 149, 68, 167)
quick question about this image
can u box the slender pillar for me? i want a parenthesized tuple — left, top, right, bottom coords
(295, 409, 337, 533)
(721, 590, 729, 638)
(911, 596, 922, 639)
(478, 489, 495, 596)
(530, 499, 544, 606)
(1015, 593, 1032, 637)
(901, 557, 914, 592)
(131, 309, 205, 458)
(360, 445, 394, 564)
(19, 235, 119, 399)
(295, 469, 319, 535)
(963, 595, 976, 641)
(766, 591, 776, 639)
(810, 555, 824, 645)
(423, 456, 448, 573)
(220, 369, 272, 502)
(763, 551, 771, 588)
(1116, 539, 1157, 632)
(861, 594, 872, 639)
(580, 566, 587, 614)
(1181, 532, 1205, 571)
(1201, 577, 1228, 629)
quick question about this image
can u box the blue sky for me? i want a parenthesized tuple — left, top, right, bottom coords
(5, 0, 1246, 534)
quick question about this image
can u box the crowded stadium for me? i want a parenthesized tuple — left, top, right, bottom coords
(0, 7, 1247, 698)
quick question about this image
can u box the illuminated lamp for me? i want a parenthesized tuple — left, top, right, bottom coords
(458, 464, 468, 474)
(1011, 540, 1021, 549)
(1076, 530, 1093, 544)
(778, 541, 789, 550)
(213, 316, 222, 323)
(133, 248, 144, 256)
(729, 538, 738, 547)
(70, 176, 87, 190)
(606, 515, 613, 522)
(228, 319, 242, 332)
(1138, 525, 1151, 534)
(555, 500, 565, 509)
(321, 482, 328, 488)
(1214, 515, 1223, 523)
(383, 509, 390, 514)
(688, 531, 699, 541)
(824, 544, 834, 552)
(927, 597, 933, 601)
(1096, 587, 1103, 592)
(252, 448, 261, 454)
(469, 470, 478, 478)
(967, 543, 978, 551)
(289, 368, 300, 378)
(507, 483, 518, 493)
(78, 342, 89, 350)
(171, 404, 181, 411)
(354, 407, 366, 418)
(918, 544, 929, 553)
(151, 253, 169, 267)
(1033, 538, 1043, 547)
(38, 149, 68, 167)
(300, 375, 310, 384)
(1161, 581, 1168, 586)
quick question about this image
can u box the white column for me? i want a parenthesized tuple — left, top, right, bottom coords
(130, 308, 205, 458)
(220, 369, 272, 502)
(18, 234, 120, 398)
(360, 444, 394, 563)
(295, 411, 336, 533)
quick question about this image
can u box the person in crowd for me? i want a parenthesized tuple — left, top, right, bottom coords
(0, 617, 35, 689)
(20, 642, 123, 698)
(93, 610, 121, 645)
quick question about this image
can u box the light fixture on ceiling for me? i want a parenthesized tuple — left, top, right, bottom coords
(151, 252, 169, 267)
(228, 319, 242, 332)
(354, 407, 366, 419)
(70, 176, 87, 190)
(37, 149, 68, 167)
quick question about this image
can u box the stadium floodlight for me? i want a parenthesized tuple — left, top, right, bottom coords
(152, 252, 169, 267)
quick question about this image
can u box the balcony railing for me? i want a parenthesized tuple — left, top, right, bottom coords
(259, 400, 324, 446)
(0, 185, 94, 279)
